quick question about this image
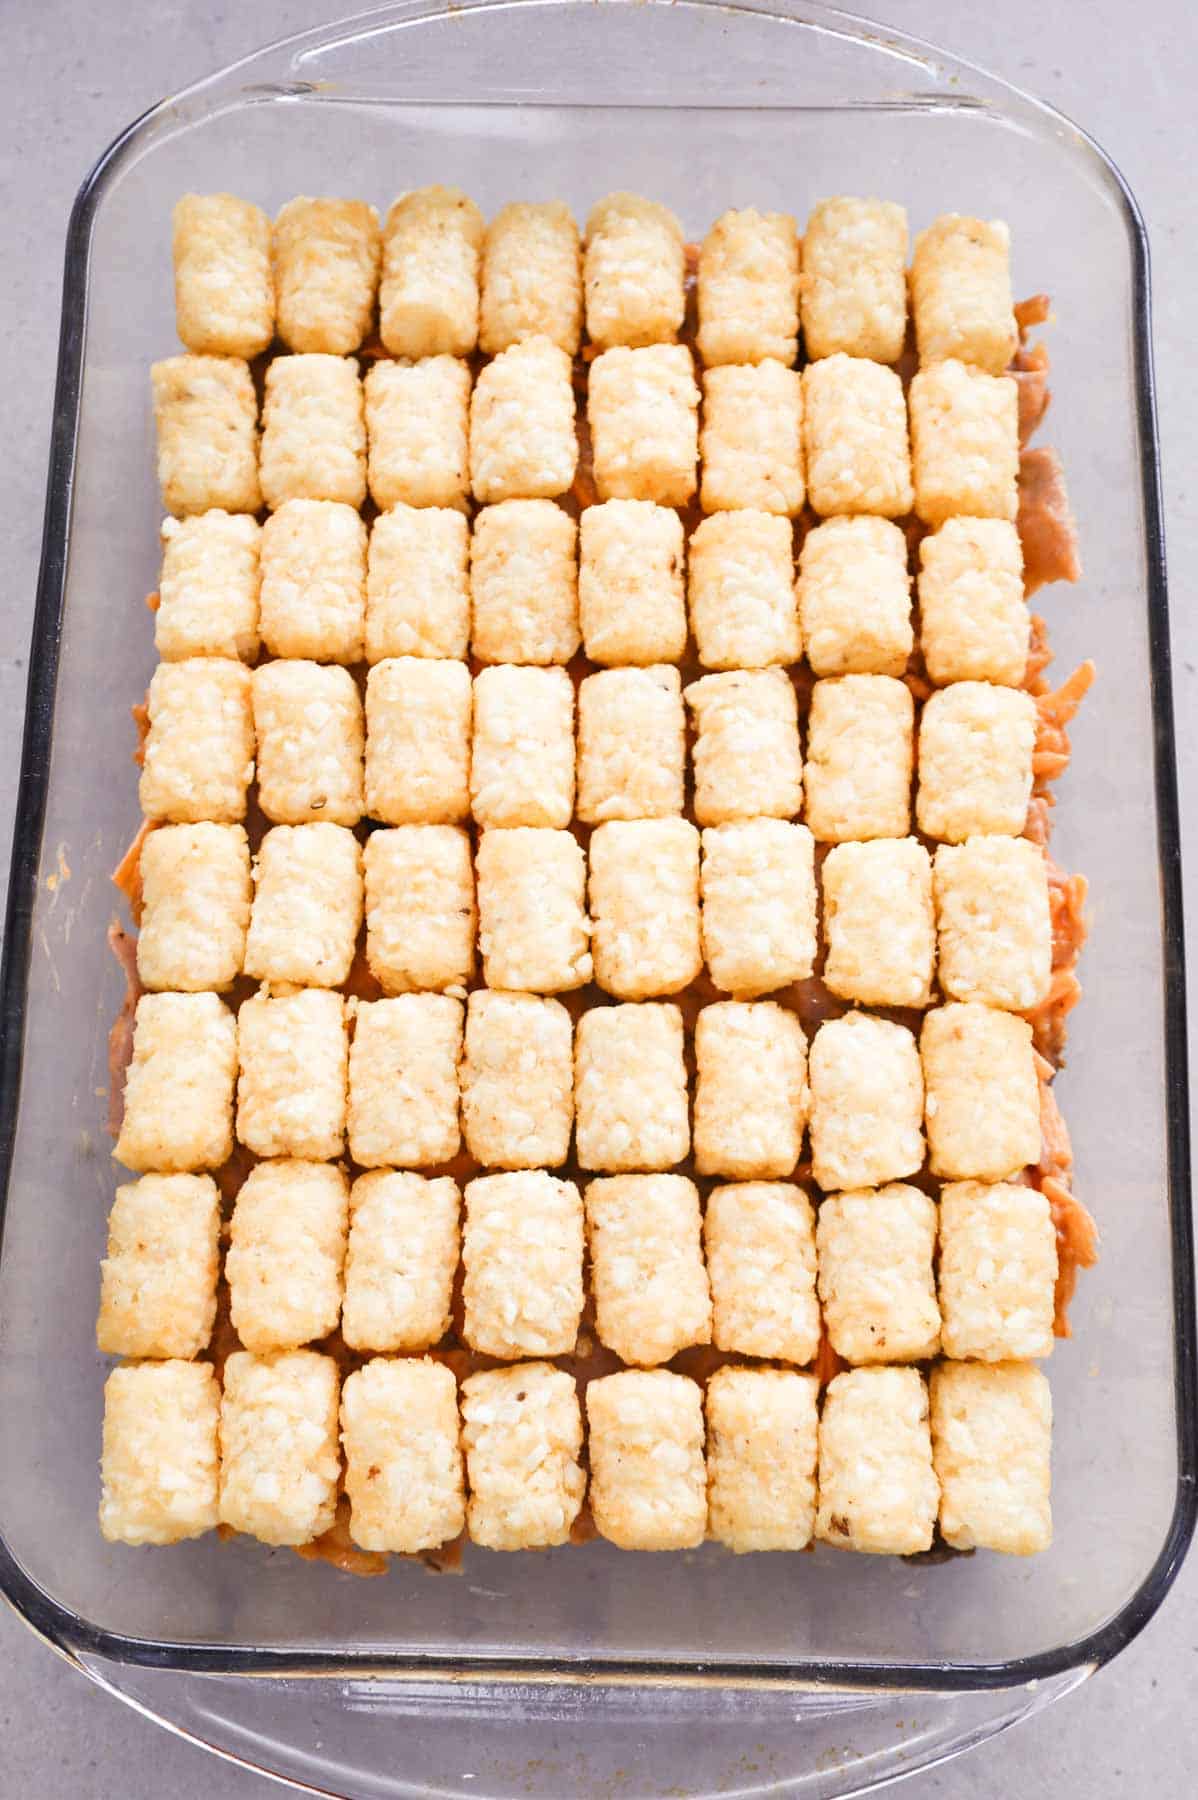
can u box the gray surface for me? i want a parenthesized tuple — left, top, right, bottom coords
(1, 1, 1194, 1794)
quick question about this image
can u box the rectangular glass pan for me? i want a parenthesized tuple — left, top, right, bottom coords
(1, 0, 1192, 1706)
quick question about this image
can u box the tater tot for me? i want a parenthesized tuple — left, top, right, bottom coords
(380, 185, 484, 358)
(364, 356, 471, 511)
(363, 825, 476, 995)
(688, 509, 799, 669)
(808, 1012, 924, 1193)
(800, 197, 908, 364)
(470, 664, 575, 829)
(480, 200, 582, 354)
(469, 337, 577, 503)
(909, 359, 1019, 525)
(462, 1171, 585, 1358)
(226, 1160, 348, 1353)
(470, 500, 579, 666)
(151, 355, 261, 517)
(700, 819, 817, 996)
(801, 353, 912, 518)
(706, 1366, 819, 1552)
(574, 1002, 689, 1173)
(589, 818, 701, 999)
(584, 192, 685, 349)
(136, 822, 250, 992)
(348, 994, 462, 1169)
(816, 1185, 941, 1365)
(476, 827, 592, 993)
(462, 1363, 585, 1550)
(252, 660, 364, 827)
(803, 674, 913, 844)
(97, 1174, 221, 1361)
(705, 1181, 819, 1365)
(576, 665, 685, 823)
(366, 505, 470, 662)
(816, 1366, 938, 1554)
(586, 1370, 706, 1551)
(342, 1171, 460, 1353)
(696, 208, 800, 367)
(699, 361, 804, 516)
(588, 344, 699, 506)
(586, 1174, 711, 1366)
(173, 193, 273, 358)
(100, 1362, 220, 1545)
(342, 1357, 465, 1553)
(685, 669, 803, 826)
(236, 989, 347, 1162)
(693, 1001, 808, 1180)
(114, 992, 236, 1174)
(931, 1361, 1052, 1554)
(219, 1350, 340, 1547)
(911, 214, 1018, 375)
(797, 516, 912, 679)
(244, 822, 363, 989)
(461, 991, 574, 1170)
(364, 657, 472, 826)
(578, 500, 687, 666)
(156, 511, 260, 662)
(273, 197, 380, 354)
(259, 353, 366, 510)
(139, 658, 255, 825)
(258, 499, 366, 663)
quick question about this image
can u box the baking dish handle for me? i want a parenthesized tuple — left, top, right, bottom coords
(73, 1650, 1090, 1799)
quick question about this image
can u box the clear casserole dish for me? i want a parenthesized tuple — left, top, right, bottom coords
(0, 2, 1192, 1794)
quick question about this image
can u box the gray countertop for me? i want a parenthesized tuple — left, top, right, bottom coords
(2, 2, 1195, 1793)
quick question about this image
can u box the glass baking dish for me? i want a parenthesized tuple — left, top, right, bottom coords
(1, 1, 1192, 1793)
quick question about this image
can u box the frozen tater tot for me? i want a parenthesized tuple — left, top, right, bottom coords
(685, 669, 803, 826)
(921, 1003, 1040, 1181)
(273, 196, 380, 354)
(244, 822, 363, 989)
(797, 516, 912, 679)
(469, 337, 577, 503)
(480, 200, 582, 355)
(933, 836, 1052, 1010)
(156, 511, 260, 663)
(462, 1363, 585, 1550)
(696, 207, 800, 367)
(938, 1180, 1057, 1362)
(588, 344, 699, 506)
(589, 818, 701, 999)
(916, 682, 1036, 842)
(799, 197, 908, 364)
(821, 837, 934, 1008)
(366, 504, 470, 662)
(470, 499, 579, 666)
(706, 1366, 819, 1552)
(584, 192, 685, 349)
(461, 991, 573, 1170)
(576, 666, 685, 823)
(931, 1360, 1052, 1554)
(364, 356, 471, 511)
(476, 827, 592, 993)
(578, 499, 687, 666)
(816, 1366, 938, 1555)
(115, 992, 236, 1174)
(364, 656, 472, 826)
(340, 1363, 456, 1547)
(99, 1362, 220, 1545)
(586, 1174, 711, 1366)
(219, 1349, 340, 1546)
(252, 660, 364, 826)
(909, 359, 1019, 525)
(911, 214, 1018, 375)
(380, 185, 483, 359)
(470, 664, 575, 829)
(140, 657, 255, 825)
(348, 994, 463, 1169)
(227, 1160, 349, 1352)
(688, 509, 799, 669)
(816, 1185, 941, 1365)
(694, 1001, 807, 1180)
(258, 499, 366, 663)
(364, 825, 476, 995)
(699, 362, 805, 516)
(260, 353, 366, 510)
(586, 1370, 706, 1551)
(342, 1357, 465, 1553)
(917, 518, 1028, 688)
(151, 354, 261, 516)
(809, 1012, 924, 1193)
(136, 822, 250, 993)
(97, 1174, 220, 1360)
(803, 674, 913, 843)
(463, 1170, 585, 1357)
(801, 353, 913, 518)
(700, 819, 816, 996)
(705, 1181, 819, 1365)
(173, 193, 273, 358)
(237, 989, 347, 1162)
(341, 1171, 460, 1353)
(574, 1002, 689, 1173)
